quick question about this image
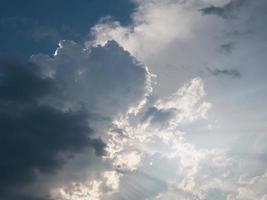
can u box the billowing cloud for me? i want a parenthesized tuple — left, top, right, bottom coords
(88, 0, 201, 60)
(87, 0, 232, 97)
(0, 60, 105, 200)
(79, 0, 267, 199)
(0, 38, 152, 199)
(31, 40, 152, 117)
(51, 77, 216, 200)
(2, 0, 267, 199)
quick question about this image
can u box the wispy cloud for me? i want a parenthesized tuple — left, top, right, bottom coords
(206, 67, 241, 78)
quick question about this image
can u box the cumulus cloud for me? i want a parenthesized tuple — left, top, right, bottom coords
(0, 38, 152, 199)
(88, 0, 234, 61)
(0, 60, 105, 200)
(88, 0, 201, 59)
(31, 40, 152, 117)
(77, 0, 267, 199)
(51, 77, 217, 200)
(87, 0, 236, 97)
(3, 0, 267, 199)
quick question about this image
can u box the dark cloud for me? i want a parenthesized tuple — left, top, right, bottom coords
(0, 60, 105, 199)
(200, 0, 248, 19)
(206, 67, 241, 78)
(142, 106, 176, 128)
(220, 42, 235, 53)
(0, 59, 56, 102)
(0, 192, 53, 200)
(31, 40, 150, 117)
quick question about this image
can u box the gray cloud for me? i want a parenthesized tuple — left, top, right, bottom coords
(0, 60, 106, 200)
(200, 0, 248, 19)
(220, 42, 235, 53)
(142, 106, 176, 128)
(31, 40, 151, 117)
(206, 67, 241, 78)
(0, 38, 151, 199)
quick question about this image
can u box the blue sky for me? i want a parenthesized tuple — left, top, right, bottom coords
(0, 0, 135, 58)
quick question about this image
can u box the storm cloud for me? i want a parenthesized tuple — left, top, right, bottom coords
(0, 60, 105, 199)
(0, 38, 151, 199)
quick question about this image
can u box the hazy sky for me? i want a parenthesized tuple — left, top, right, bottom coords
(1, 0, 267, 200)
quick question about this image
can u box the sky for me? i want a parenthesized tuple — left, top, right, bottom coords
(0, 0, 267, 200)
(0, 0, 135, 58)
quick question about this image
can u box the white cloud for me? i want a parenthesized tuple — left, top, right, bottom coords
(154, 77, 211, 125)
(47, 68, 266, 200)
(87, 0, 229, 63)
(52, 180, 103, 200)
(103, 171, 121, 191)
(88, 0, 199, 60)
(48, 76, 217, 200)
(235, 171, 267, 200)
(114, 151, 142, 171)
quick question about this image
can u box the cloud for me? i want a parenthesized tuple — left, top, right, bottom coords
(49, 77, 214, 200)
(87, 0, 236, 97)
(220, 42, 235, 53)
(206, 67, 241, 78)
(79, 1, 267, 199)
(140, 78, 211, 133)
(2, 0, 267, 199)
(142, 106, 177, 129)
(0, 39, 152, 199)
(31, 40, 152, 117)
(50, 73, 267, 200)
(200, 0, 248, 18)
(0, 60, 105, 200)
(88, 0, 200, 60)
(235, 171, 267, 200)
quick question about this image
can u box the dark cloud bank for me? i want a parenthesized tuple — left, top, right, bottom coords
(0, 39, 149, 200)
(0, 60, 105, 200)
